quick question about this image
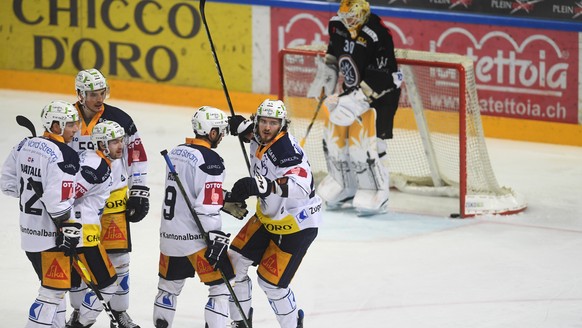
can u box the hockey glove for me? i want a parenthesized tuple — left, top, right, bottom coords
(56, 221, 82, 257)
(222, 192, 249, 220)
(231, 174, 274, 201)
(205, 230, 231, 271)
(126, 185, 150, 222)
(228, 115, 254, 143)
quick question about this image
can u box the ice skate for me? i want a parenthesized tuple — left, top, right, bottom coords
(111, 310, 140, 328)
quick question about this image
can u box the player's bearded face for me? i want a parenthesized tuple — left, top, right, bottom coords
(258, 117, 282, 143)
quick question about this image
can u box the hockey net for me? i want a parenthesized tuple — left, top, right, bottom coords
(278, 46, 527, 217)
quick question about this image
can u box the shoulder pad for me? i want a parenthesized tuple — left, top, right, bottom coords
(192, 145, 225, 176)
(56, 145, 80, 175)
(101, 104, 138, 136)
(80, 159, 111, 184)
(267, 134, 303, 168)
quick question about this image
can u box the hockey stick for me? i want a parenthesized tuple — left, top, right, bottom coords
(26, 177, 119, 328)
(199, 0, 251, 175)
(300, 87, 326, 148)
(160, 150, 251, 328)
(16, 115, 37, 137)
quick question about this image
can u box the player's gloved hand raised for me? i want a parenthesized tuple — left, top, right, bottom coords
(126, 186, 150, 222)
(221, 191, 249, 220)
(205, 230, 231, 271)
(228, 115, 254, 143)
(230, 174, 275, 201)
(55, 221, 82, 257)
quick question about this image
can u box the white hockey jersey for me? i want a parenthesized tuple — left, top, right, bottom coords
(74, 150, 113, 247)
(250, 132, 322, 234)
(1, 133, 80, 252)
(69, 103, 148, 215)
(159, 138, 225, 257)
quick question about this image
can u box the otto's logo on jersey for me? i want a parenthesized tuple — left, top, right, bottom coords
(75, 183, 88, 199)
(203, 182, 223, 205)
(284, 167, 307, 178)
(61, 181, 74, 201)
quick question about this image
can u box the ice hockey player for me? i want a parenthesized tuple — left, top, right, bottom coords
(227, 99, 321, 328)
(1, 100, 81, 327)
(67, 68, 149, 328)
(307, 0, 403, 215)
(66, 120, 127, 327)
(153, 106, 247, 328)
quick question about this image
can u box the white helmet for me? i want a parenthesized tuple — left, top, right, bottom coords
(75, 68, 109, 99)
(92, 120, 125, 158)
(338, 0, 370, 37)
(191, 106, 229, 137)
(255, 99, 287, 128)
(40, 100, 79, 133)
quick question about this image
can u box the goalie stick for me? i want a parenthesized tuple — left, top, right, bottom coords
(16, 115, 37, 137)
(160, 150, 251, 328)
(199, 0, 251, 175)
(26, 177, 119, 328)
(300, 87, 326, 148)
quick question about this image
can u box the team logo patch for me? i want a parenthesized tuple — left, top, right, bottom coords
(75, 183, 88, 199)
(284, 167, 307, 178)
(295, 209, 309, 223)
(203, 182, 223, 205)
(61, 181, 74, 201)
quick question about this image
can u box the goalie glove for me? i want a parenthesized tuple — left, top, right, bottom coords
(327, 87, 370, 126)
(55, 221, 82, 257)
(228, 115, 254, 143)
(205, 230, 230, 271)
(307, 54, 338, 99)
(221, 191, 249, 220)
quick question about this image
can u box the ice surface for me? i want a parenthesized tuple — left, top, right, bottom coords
(1, 89, 581, 327)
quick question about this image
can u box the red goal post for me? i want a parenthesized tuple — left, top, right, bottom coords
(278, 46, 527, 218)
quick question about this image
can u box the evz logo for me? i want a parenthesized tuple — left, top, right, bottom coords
(339, 56, 359, 87)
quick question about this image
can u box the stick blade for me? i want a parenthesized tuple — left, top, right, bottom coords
(16, 115, 37, 137)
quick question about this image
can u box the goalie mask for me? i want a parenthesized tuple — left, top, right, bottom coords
(92, 120, 125, 159)
(40, 100, 80, 135)
(75, 68, 110, 102)
(338, 0, 370, 38)
(192, 106, 229, 137)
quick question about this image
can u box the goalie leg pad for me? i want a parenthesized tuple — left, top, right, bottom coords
(153, 278, 186, 328)
(320, 123, 357, 207)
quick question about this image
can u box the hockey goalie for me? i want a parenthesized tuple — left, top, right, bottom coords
(307, 0, 403, 215)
